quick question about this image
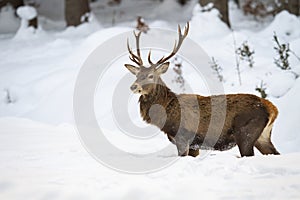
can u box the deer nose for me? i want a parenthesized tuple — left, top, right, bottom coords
(130, 84, 137, 91)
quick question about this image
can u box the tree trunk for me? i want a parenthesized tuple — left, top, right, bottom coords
(277, 0, 299, 16)
(287, 0, 300, 16)
(0, 0, 24, 9)
(199, 0, 231, 28)
(234, 0, 240, 8)
(65, 0, 91, 27)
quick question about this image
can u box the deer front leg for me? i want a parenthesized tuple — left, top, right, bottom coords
(188, 149, 199, 157)
(167, 135, 176, 144)
(176, 140, 189, 156)
(175, 130, 195, 157)
(166, 134, 189, 156)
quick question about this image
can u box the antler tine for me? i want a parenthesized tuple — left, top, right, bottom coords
(152, 22, 189, 67)
(148, 50, 154, 65)
(127, 38, 142, 66)
(127, 39, 138, 60)
(126, 31, 144, 66)
(178, 24, 182, 37)
(134, 31, 143, 65)
(184, 22, 190, 36)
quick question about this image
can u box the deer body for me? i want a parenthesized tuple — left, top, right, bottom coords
(125, 23, 279, 157)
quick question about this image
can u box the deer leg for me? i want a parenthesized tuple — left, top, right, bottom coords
(169, 134, 197, 156)
(233, 113, 267, 157)
(254, 123, 280, 155)
(167, 135, 176, 145)
(175, 138, 189, 156)
(188, 149, 199, 157)
(166, 133, 189, 156)
(175, 129, 195, 157)
(255, 140, 280, 155)
(235, 131, 257, 157)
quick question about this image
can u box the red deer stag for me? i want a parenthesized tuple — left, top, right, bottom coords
(124, 23, 280, 157)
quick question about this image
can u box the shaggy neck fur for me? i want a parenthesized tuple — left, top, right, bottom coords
(138, 78, 177, 123)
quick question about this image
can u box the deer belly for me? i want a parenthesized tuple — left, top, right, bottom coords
(213, 137, 237, 151)
(190, 135, 236, 151)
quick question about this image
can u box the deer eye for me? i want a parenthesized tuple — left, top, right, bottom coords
(148, 74, 154, 79)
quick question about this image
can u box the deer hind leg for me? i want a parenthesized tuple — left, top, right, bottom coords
(255, 123, 280, 155)
(233, 113, 268, 157)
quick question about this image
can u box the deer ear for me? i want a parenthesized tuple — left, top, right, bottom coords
(156, 62, 169, 74)
(125, 64, 140, 75)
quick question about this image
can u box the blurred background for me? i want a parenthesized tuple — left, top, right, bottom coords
(0, 0, 299, 33)
(0, 1, 300, 199)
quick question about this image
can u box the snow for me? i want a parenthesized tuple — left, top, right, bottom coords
(1, 1, 300, 199)
(12, 6, 39, 40)
(260, 11, 300, 41)
(0, 118, 300, 199)
(0, 117, 300, 199)
(190, 5, 231, 39)
(267, 71, 296, 97)
(16, 6, 37, 20)
(273, 77, 300, 153)
(0, 5, 20, 34)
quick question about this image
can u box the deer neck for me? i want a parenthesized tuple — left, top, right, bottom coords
(139, 79, 177, 123)
(139, 79, 176, 104)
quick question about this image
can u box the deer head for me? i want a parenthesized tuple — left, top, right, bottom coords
(124, 23, 189, 95)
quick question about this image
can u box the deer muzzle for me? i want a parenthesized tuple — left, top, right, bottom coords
(130, 83, 142, 94)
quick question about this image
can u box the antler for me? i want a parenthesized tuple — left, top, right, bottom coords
(148, 22, 189, 68)
(127, 31, 144, 66)
(127, 22, 189, 68)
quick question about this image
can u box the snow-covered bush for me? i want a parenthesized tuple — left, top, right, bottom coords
(16, 5, 37, 22)
(14, 6, 38, 39)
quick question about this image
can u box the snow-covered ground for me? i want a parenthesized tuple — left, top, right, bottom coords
(1, 118, 300, 199)
(1, 1, 300, 199)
